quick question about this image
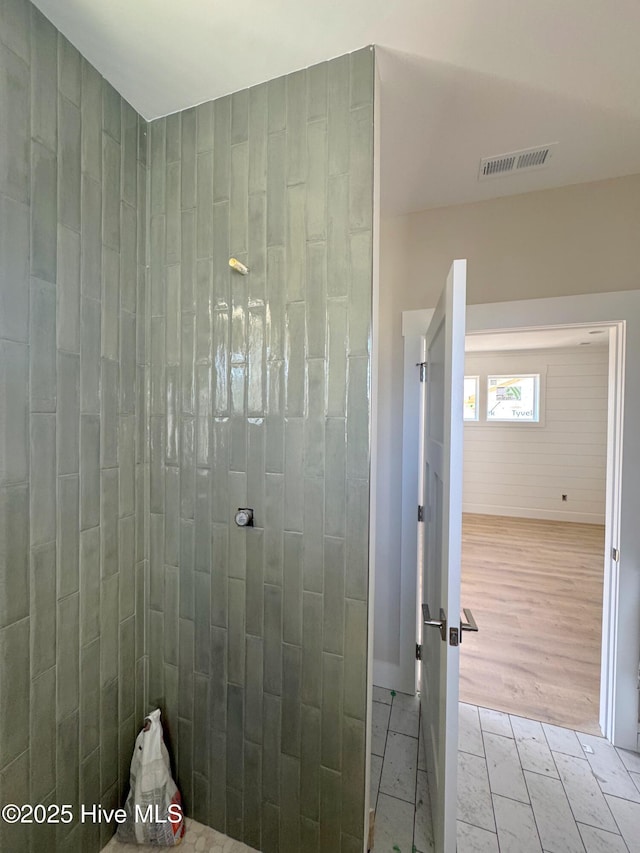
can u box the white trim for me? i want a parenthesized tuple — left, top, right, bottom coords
(365, 49, 380, 851)
(398, 291, 640, 750)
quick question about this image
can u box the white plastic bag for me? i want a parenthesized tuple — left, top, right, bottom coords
(117, 709, 185, 846)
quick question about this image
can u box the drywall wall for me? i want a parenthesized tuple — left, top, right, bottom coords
(0, 2, 148, 850)
(463, 347, 608, 523)
(146, 49, 374, 853)
(374, 174, 640, 676)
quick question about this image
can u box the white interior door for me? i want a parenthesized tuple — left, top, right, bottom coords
(419, 260, 467, 853)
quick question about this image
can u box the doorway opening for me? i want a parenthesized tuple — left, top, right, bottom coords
(458, 325, 612, 735)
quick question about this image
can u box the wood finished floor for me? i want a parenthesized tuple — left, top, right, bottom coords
(460, 513, 606, 735)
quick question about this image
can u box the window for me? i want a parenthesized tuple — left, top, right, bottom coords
(463, 376, 479, 421)
(487, 375, 539, 422)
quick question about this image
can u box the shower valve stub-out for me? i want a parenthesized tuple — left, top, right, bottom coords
(229, 258, 249, 275)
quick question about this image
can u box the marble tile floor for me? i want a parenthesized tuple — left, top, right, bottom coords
(101, 816, 260, 853)
(371, 687, 640, 853)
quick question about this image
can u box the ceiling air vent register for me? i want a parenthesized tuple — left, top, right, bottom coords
(478, 143, 558, 180)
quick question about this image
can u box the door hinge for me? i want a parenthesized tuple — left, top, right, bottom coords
(417, 362, 427, 382)
(416, 644, 422, 661)
(612, 547, 620, 562)
(418, 505, 424, 522)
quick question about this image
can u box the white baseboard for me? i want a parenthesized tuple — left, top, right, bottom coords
(463, 503, 605, 525)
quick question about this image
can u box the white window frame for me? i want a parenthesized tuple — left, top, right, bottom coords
(486, 373, 541, 423)
(463, 375, 480, 422)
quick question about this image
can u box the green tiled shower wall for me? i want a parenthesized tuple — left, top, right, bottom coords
(0, 0, 374, 848)
(146, 49, 374, 853)
(0, 1, 149, 850)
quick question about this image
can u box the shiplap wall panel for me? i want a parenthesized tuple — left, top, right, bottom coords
(463, 346, 609, 523)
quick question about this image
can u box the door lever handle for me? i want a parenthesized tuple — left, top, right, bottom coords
(461, 608, 478, 634)
(422, 603, 447, 642)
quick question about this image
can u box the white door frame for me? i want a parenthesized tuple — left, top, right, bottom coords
(399, 290, 640, 750)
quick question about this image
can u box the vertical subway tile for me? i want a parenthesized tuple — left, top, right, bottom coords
(81, 61, 102, 181)
(149, 511, 165, 610)
(58, 95, 81, 231)
(102, 135, 121, 251)
(286, 69, 307, 185)
(150, 214, 166, 316)
(325, 418, 346, 538)
(209, 730, 227, 830)
(263, 584, 282, 696)
(0, 341, 28, 484)
(80, 298, 101, 413)
(285, 185, 306, 303)
(80, 415, 100, 530)
(0, 485, 29, 627)
(346, 356, 370, 479)
(31, 8, 57, 151)
(30, 541, 56, 678)
(0, 617, 29, 767)
(304, 359, 325, 478)
(283, 419, 303, 532)
(343, 599, 367, 720)
(100, 358, 119, 467)
(307, 62, 328, 121)
(196, 100, 213, 153)
(306, 120, 327, 241)
(56, 591, 79, 719)
(321, 653, 343, 771)
(102, 81, 121, 142)
(30, 414, 56, 547)
(122, 102, 138, 206)
(164, 565, 179, 666)
(57, 474, 79, 599)
(323, 537, 345, 656)
(30, 665, 56, 801)
(244, 740, 262, 850)
(181, 108, 196, 208)
(118, 416, 135, 515)
(57, 709, 80, 823)
(248, 83, 267, 194)
(100, 573, 118, 685)
(150, 118, 166, 215)
(231, 89, 249, 145)
(328, 54, 350, 176)
(57, 225, 81, 353)
(246, 528, 264, 637)
(263, 694, 281, 804)
(119, 616, 135, 719)
(0, 0, 30, 61)
(166, 110, 181, 162)
(80, 527, 100, 646)
(0, 43, 29, 203)
(164, 465, 180, 566)
(80, 175, 102, 300)
(120, 203, 137, 315)
(0, 195, 29, 342)
(280, 754, 301, 853)
(230, 142, 249, 254)
(194, 570, 211, 675)
(101, 248, 119, 360)
(57, 352, 80, 475)
(266, 132, 285, 247)
(210, 625, 227, 731)
(349, 105, 373, 231)
(283, 532, 303, 646)
(285, 302, 305, 415)
(179, 519, 195, 620)
(281, 644, 302, 758)
(118, 515, 135, 621)
(193, 674, 210, 777)
(29, 278, 56, 411)
(350, 46, 374, 108)
(213, 96, 231, 202)
(345, 478, 369, 601)
(178, 617, 194, 721)
(213, 203, 230, 310)
(228, 577, 246, 685)
(300, 704, 321, 820)
(303, 477, 324, 593)
(210, 522, 228, 628)
(348, 230, 372, 354)
(100, 678, 118, 791)
(196, 150, 213, 259)
(341, 716, 366, 838)
(306, 242, 327, 358)
(327, 175, 349, 298)
(226, 683, 244, 792)
(301, 592, 322, 708)
(245, 635, 264, 745)
(319, 767, 342, 853)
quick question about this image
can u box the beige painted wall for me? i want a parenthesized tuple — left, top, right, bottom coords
(374, 173, 640, 667)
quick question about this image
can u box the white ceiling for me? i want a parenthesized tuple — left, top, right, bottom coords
(33, 0, 640, 214)
(465, 326, 610, 353)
